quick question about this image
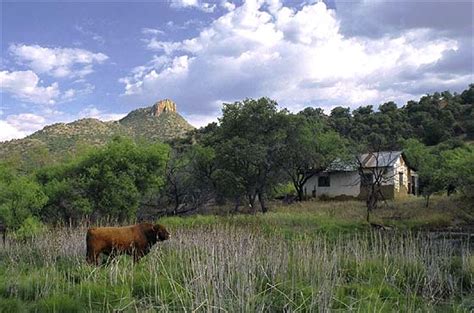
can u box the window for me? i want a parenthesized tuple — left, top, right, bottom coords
(318, 176, 330, 187)
(399, 172, 404, 187)
(361, 173, 373, 186)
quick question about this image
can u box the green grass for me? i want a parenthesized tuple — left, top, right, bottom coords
(0, 198, 472, 312)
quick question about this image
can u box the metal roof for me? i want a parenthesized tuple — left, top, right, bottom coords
(325, 151, 403, 172)
(358, 151, 402, 168)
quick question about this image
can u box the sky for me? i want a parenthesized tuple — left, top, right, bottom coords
(1, 0, 473, 141)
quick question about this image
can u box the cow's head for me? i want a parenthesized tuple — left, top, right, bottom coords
(153, 224, 170, 241)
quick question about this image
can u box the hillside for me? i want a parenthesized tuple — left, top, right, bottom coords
(0, 99, 194, 162)
(119, 99, 194, 141)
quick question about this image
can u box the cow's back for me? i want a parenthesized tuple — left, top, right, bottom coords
(87, 225, 145, 252)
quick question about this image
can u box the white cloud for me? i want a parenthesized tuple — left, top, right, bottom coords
(78, 105, 126, 121)
(121, 0, 461, 121)
(169, 0, 216, 13)
(5, 113, 47, 134)
(0, 120, 27, 142)
(9, 44, 108, 79)
(0, 113, 48, 142)
(141, 27, 164, 35)
(0, 70, 94, 105)
(184, 112, 219, 128)
(0, 70, 60, 104)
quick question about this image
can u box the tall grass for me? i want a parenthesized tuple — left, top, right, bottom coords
(0, 220, 472, 312)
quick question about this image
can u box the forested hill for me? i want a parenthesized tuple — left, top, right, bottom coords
(0, 99, 194, 165)
(296, 84, 473, 149)
(0, 85, 472, 228)
(0, 85, 472, 170)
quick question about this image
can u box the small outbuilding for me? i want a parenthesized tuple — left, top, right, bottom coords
(303, 151, 418, 200)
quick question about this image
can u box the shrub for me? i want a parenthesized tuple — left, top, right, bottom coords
(12, 217, 46, 241)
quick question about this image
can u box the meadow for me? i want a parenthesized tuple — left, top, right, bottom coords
(0, 198, 472, 312)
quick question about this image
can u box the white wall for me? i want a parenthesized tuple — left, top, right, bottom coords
(302, 155, 418, 199)
(304, 171, 361, 198)
(393, 156, 411, 192)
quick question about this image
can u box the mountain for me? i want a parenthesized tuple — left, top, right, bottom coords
(0, 99, 195, 163)
(120, 99, 194, 141)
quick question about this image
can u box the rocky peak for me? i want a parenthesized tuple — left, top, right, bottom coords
(151, 99, 177, 116)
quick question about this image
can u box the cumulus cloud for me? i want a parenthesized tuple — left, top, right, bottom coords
(0, 70, 95, 105)
(0, 113, 48, 142)
(169, 0, 216, 13)
(0, 70, 60, 104)
(9, 44, 108, 79)
(78, 105, 126, 121)
(5, 113, 47, 134)
(335, 0, 473, 39)
(0, 120, 27, 142)
(185, 113, 219, 128)
(122, 0, 464, 119)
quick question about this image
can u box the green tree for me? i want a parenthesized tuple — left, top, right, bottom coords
(38, 137, 169, 222)
(329, 107, 352, 138)
(442, 145, 474, 200)
(0, 163, 47, 229)
(279, 114, 348, 201)
(213, 98, 287, 213)
(403, 139, 446, 207)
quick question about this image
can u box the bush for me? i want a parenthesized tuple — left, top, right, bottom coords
(12, 217, 46, 241)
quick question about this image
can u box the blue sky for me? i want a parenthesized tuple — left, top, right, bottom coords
(1, 0, 473, 141)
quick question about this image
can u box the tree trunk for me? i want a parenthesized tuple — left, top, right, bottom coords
(234, 196, 241, 213)
(425, 194, 430, 208)
(173, 185, 180, 215)
(248, 193, 256, 213)
(258, 191, 267, 213)
(296, 186, 304, 202)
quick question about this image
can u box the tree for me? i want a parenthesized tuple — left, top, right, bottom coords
(0, 163, 47, 230)
(442, 145, 474, 200)
(279, 114, 348, 201)
(329, 107, 352, 138)
(351, 134, 397, 222)
(38, 137, 169, 222)
(161, 144, 218, 216)
(403, 139, 446, 207)
(213, 98, 287, 213)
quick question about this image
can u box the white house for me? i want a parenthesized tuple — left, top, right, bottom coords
(303, 151, 419, 200)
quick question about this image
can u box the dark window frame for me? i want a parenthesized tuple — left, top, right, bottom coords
(318, 176, 330, 187)
(361, 173, 373, 186)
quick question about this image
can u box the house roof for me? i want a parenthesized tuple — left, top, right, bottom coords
(325, 151, 403, 172)
(358, 151, 402, 168)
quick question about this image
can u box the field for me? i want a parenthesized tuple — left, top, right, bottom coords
(0, 198, 472, 312)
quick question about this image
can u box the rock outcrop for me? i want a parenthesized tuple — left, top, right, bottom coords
(151, 99, 177, 116)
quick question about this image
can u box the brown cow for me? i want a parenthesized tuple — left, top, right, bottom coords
(86, 222, 170, 265)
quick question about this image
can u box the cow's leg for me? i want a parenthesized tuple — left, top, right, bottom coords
(86, 248, 100, 265)
(132, 249, 145, 263)
(103, 249, 118, 265)
(133, 245, 151, 263)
